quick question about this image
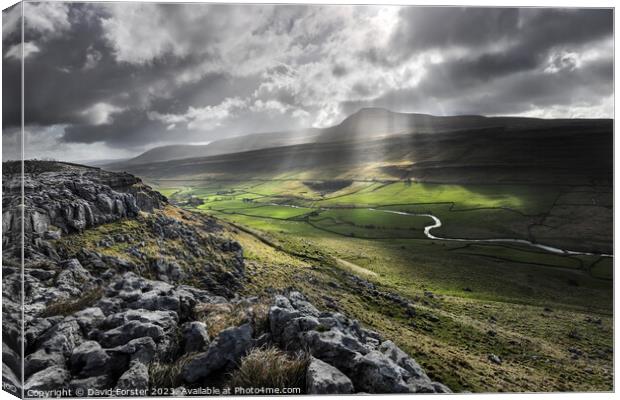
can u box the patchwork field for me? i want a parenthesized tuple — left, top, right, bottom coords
(152, 177, 613, 392)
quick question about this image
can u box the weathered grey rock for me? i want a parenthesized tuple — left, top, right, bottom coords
(36, 319, 83, 358)
(352, 351, 409, 393)
(100, 320, 165, 348)
(488, 354, 502, 365)
(69, 375, 111, 392)
(302, 329, 369, 369)
(55, 259, 95, 295)
(5, 162, 166, 255)
(99, 308, 178, 356)
(128, 291, 180, 312)
(151, 259, 185, 282)
(24, 365, 70, 392)
(379, 340, 430, 383)
(182, 323, 253, 383)
(2, 342, 20, 378)
(288, 291, 320, 317)
(273, 295, 293, 309)
(70, 341, 110, 377)
(431, 382, 452, 393)
(181, 321, 210, 353)
(25, 349, 66, 377)
(115, 361, 149, 391)
(74, 307, 105, 332)
(107, 337, 157, 364)
(306, 357, 354, 394)
(133, 189, 163, 212)
(28, 268, 56, 281)
(3, 313, 23, 352)
(44, 229, 62, 240)
(96, 297, 124, 316)
(97, 194, 114, 213)
(31, 211, 51, 234)
(281, 315, 320, 347)
(103, 308, 178, 331)
(378, 340, 450, 393)
(24, 318, 53, 349)
(270, 305, 302, 341)
(407, 380, 439, 393)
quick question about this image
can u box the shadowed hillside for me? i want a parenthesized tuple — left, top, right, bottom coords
(111, 113, 612, 186)
(109, 129, 320, 168)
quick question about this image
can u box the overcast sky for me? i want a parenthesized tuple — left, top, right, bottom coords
(2, 3, 613, 161)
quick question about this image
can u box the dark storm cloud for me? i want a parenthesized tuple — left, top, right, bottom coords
(64, 109, 159, 146)
(17, 5, 220, 127)
(2, 4, 613, 161)
(390, 8, 611, 53)
(341, 56, 613, 118)
(383, 8, 612, 80)
(2, 3, 22, 131)
(3, 3, 262, 150)
(61, 71, 258, 147)
(344, 7, 613, 118)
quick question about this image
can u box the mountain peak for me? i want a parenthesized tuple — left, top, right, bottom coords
(347, 107, 396, 119)
(355, 107, 393, 114)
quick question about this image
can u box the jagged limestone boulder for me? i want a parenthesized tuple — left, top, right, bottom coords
(35, 319, 83, 358)
(25, 349, 66, 377)
(100, 320, 166, 348)
(70, 341, 110, 378)
(115, 361, 149, 391)
(182, 323, 253, 383)
(24, 366, 71, 392)
(107, 337, 157, 365)
(181, 321, 210, 353)
(352, 351, 410, 393)
(306, 357, 354, 394)
(74, 307, 106, 332)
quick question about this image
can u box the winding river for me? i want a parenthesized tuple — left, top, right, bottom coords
(368, 208, 613, 258)
(267, 202, 612, 258)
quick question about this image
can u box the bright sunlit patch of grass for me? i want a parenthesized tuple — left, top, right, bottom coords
(217, 205, 313, 220)
(316, 182, 549, 211)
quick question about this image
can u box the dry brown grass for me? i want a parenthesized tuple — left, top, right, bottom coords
(194, 300, 270, 339)
(41, 287, 104, 317)
(228, 346, 309, 391)
(162, 205, 196, 224)
(149, 352, 197, 388)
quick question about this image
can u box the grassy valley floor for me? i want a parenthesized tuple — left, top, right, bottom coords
(154, 178, 613, 392)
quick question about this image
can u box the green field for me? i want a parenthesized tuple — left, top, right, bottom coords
(153, 178, 613, 392)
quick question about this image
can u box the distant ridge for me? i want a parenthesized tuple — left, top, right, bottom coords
(111, 108, 610, 168)
(316, 108, 492, 142)
(109, 128, 319, 168)
(121, 144, 213, 165)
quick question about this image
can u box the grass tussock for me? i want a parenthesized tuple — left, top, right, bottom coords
(228, 346, 309, 391)
(149, 353, 196, 388)
(195, 301, 270, 339)
(41, 287, 104, 317)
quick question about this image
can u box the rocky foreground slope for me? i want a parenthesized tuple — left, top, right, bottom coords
(2, 161, 449, 396)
